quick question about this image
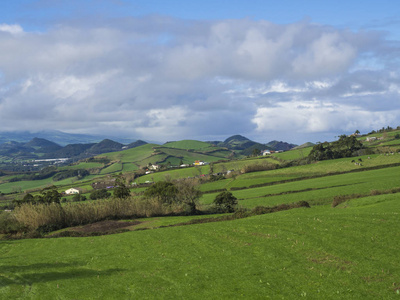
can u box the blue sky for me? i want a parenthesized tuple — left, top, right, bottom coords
(0, 0, 399, 144)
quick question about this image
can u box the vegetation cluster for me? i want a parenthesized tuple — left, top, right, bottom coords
(308, 135, 364, 161)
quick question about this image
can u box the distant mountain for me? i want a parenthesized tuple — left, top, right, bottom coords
(24, 137, 62, 153)
(209, 135, 265, 151)
(224, 135, 250, 143)
(265, 140, 297, 151)
(86, 139, 124, 155)
(208, 135, 297, 154)
(126, 140, 148, 149)
(0, 130, 135, 146)
(0, 141, 34, 157)
(45, 143, 96, 159)
(292, 142, 315, 149)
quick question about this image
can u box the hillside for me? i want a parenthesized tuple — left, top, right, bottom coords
(85, 139, 124, 155)
(24, 137, 63, 153)
(265, 140, 297, 151)
(1, 149, 400, 298)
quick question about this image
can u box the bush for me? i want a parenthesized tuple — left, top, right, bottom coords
(144, 181, 178, 204)
(213, 191, 238, 213)
(11, 197, 183, 234)
(90, 189, 111, 200)
(72, 194, 87, 202)
(241, 162, 277, 173)
(0, 212, 25, 234)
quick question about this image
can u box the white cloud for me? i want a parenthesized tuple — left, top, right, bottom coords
(0, 18, 398, 143)
(252, 100, 399, 137)
(0, 24, 24, 35)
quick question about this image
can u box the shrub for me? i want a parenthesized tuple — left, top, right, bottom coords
(144, 181, 178, 204)
(370, 189, 382, 196)
(241, 162, 277, 173)
(72, 194, 87, 202)
(90, 189, 111, 200)
(11, 196, 183, 234)
(213, 191, 238, 213)
(0, 212, 25, 234)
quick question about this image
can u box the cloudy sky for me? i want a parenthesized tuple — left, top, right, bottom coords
(0, 0, 399, 144)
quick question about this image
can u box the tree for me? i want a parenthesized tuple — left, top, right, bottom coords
(175, 179, 202, 214)
(144, 181, 178, 204)
(213, 191, 238, 213)
(36, 187, 61, 204)
(72, 193, 87, 202)
(252, 148, 260, 157)
(90, 189, 111, 200)
(114, 176, 131, 199)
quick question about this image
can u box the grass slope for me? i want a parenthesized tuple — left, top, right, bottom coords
(1, 194, 399, 299)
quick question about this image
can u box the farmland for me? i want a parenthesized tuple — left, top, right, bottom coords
(1, 130, 400, 298)
(1, 193, 399, 298)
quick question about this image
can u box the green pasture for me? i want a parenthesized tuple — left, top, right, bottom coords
(99, 163, 123, 175)
(101, 144, 157, 163)
(272, 147, 313, 160)
(163, 140, 214, 150)
(135, 166, 210, 184)
(121, 162, 139, 172)
(61, 162, 104, 170)
(200, 164, 400, 208)
(211, 157, 279, 173)
(1, 194, 399, 299)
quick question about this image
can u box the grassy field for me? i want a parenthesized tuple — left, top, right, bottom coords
(1, 135, 400, 298)
(1, 193, 399, 299)
(163, 140, 216, 150)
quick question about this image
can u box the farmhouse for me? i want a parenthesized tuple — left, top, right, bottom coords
(65, 188, 82, 195)
(194, 160, 207, 166)
(366, 137, 377, 142)
(262, 150, 271, 156)
(148, 164, 160, 170)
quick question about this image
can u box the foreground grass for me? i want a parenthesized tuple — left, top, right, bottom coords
(1, 194, 399, 299)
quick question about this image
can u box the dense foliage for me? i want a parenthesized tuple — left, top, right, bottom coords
(213, 191, 238, 212)
(144, 181, 178, 203)
(53, 169, 89, 181)
(90, 189, 111, 200)
(308, 135, 363, 161)
(13, 186, 61, 206)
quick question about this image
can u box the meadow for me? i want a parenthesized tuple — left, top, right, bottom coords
(1, 132, 400, 298)
(1, 193, 399, 299)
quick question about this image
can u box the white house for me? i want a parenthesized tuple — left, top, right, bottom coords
(65, 188, 81, 195)
(262, 150, 271, 156)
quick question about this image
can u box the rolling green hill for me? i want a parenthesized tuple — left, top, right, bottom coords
(1, 129, 400, 298)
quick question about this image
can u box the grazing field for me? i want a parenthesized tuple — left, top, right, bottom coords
(199, 164, 400, 208)
(1, 194, 399, 299)
(163, 140, 216, 150)
(1, 134, 400, 298)
(273, 146, 313, 160)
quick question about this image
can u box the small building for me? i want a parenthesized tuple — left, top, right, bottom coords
(194, 160, 205, 166)
(366, 137, 377, 142)
(65, 188, 82, 195)
(262, 150, 271, 156)
(148, 164, 160, 170)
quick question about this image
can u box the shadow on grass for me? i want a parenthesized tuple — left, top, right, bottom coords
(0, 261, 125, 287)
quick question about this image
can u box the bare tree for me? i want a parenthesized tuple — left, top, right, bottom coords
(175, 178, 203, 214)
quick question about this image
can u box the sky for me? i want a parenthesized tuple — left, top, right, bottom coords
(0, 0, 399, 144)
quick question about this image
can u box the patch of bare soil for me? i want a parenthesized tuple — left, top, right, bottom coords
(70, 220, 141, 233)
(46, 220, 143, 238)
